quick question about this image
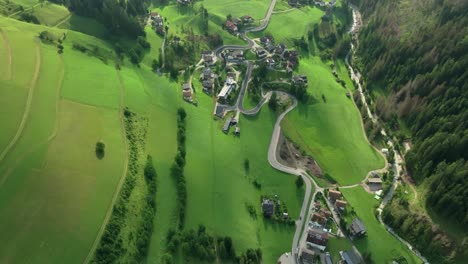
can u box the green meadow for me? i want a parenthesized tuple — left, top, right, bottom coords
(253, 5, 385, 185)
(342, 187, 420, 264)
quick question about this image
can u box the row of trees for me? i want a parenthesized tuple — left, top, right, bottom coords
(93, 108, 157, 263)
(171, 108, 188, 229)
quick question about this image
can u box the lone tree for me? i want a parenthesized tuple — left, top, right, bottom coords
(268, 92, 278, 111)
(244, 158, 250, 173)
(96, 141, 105, 159)
(295, 176, 304, 188)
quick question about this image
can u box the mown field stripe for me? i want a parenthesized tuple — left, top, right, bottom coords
(0, 29, 12, 80)
(0, 39, 41, 163)
(83, 70, 129, 264)
(0, 53, 64, 188)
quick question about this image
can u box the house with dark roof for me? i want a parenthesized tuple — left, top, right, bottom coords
(202, 80, 214, 92)
(223, 117, 232, 133)
(340, 247, 363, 264)
(200, 67, 214, 81)
(300, 247, 316, 264)
(349, 218, 367, 237)
(262, 199, 275, 217)
(274, 43, 287, 55)
(306, 228, 329, 251)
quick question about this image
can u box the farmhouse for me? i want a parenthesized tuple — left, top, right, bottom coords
(262, 199, 275, 217)
(367, 177, 383, 190)
(340, 247, 363, 264)
(328, 189, 341, 201)
(335, 199, 348, 211)
(299, 247, 316, 264)
(183, 90, 192, 101)
(349, 218, 367, 237)
(306, 228, 329, 251)
(223, 117, 233, 133)
(182, 83, 191, 91)
(225, 20, 238, 33)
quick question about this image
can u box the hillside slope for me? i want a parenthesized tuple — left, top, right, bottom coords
(353, 0, 468, 262)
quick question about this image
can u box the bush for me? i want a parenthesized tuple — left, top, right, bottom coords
(95, 141, 105, 159)
(295, 176, 304, 188)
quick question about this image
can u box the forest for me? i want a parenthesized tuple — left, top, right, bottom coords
(353, 0, 467, 262)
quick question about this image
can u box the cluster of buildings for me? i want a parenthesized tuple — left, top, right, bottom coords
(150, 12, 165, 35)
(200, 67, 216, 94)
(258, 35, 300, 72)
(224, 15, 255, 34)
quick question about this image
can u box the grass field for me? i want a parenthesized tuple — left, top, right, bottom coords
(32, 3, 70, 27)
(0, 17, 125, 263)
(341, 187, 420, 264)
(282, 57, 384, 185)
(252, 5, 386, 185)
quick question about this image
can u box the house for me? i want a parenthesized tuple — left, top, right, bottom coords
(292, 75, 308, 86)
(255, 47, 268, 58)
(225, 50, 244, 63)
(349, 218, 366, 237)
(200, 67, 214, 80)
(320, 209, 332, 218)
(325, 253, 333, 264)
(274, 43, 287, 55)
(367, 177, 383, 190)
(381, 148, 389, 155)
(153, 15, 163, 27)
(150, 12, 159, 19)
(265, 58, 275, 68)
(182, 83, 191, 91)
(177, 0, 191, 5)
(202, 80, 214, 92)
(223, 117, 232, 133)
(234, 126, 240, 136)
(241, 15, 254, 23)
(311, 212, 327, 225)
(299, 247, 316, 264)
(214, 104, 226, 118)
(335, 199, 348, 211)
(202, 54, 214, 65)
(306, 228, 329, 251)
(262, 199, 275, 217)
(340, 247, 363, 264)
(328, 189, 341, 201)
(225, 20, 238, 33)
(260, 35, 274, 46)
(183, 89, 192, 101)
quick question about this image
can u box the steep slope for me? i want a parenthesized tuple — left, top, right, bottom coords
(353, 0, 468, 262)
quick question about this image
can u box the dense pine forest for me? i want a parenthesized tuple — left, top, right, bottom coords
(353, 0, 467, 262)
